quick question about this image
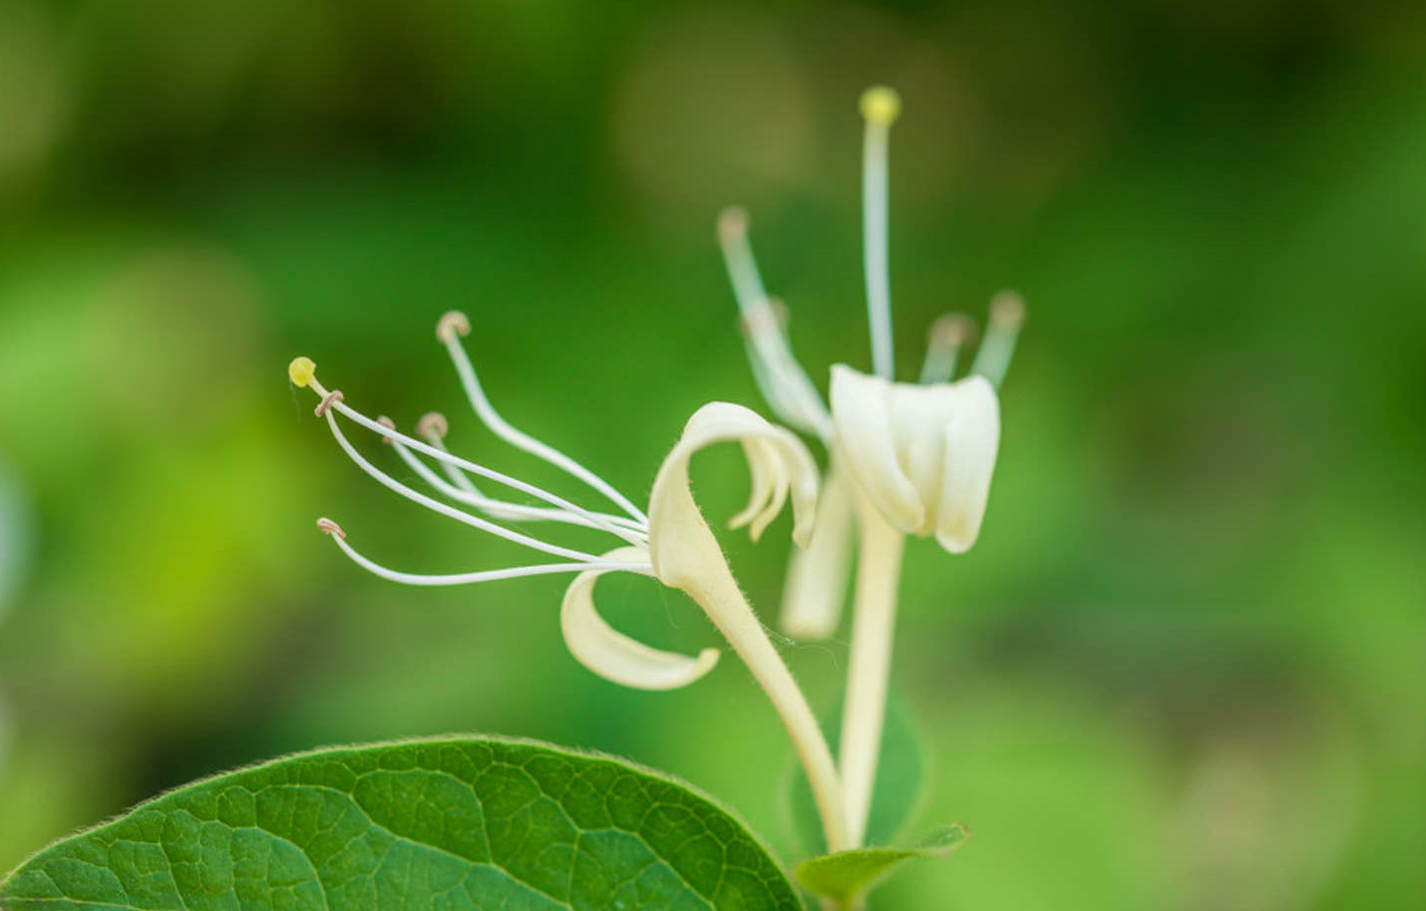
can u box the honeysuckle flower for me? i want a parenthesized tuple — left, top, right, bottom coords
(718, 85, 1027, 847)
(289, 311, 851, 851)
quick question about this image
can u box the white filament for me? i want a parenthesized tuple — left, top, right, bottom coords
(420, 424, 484, 497)
(328, 531, 647, 586)
(919, 345, 958, 385)
(321, 407, 606, 563)
(718, 210, 833, 441)
(311, 379, 644, 545)
(863, 118, 895, 380)
(920, 315, 974, 385)
(969, 291, 1025, 389)
(443, 336, 649, 524)
(389, 436, 649, 546)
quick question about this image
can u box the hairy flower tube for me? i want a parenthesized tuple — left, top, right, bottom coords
(289, 311, 853, 851)
(718, 86, 1026, 847)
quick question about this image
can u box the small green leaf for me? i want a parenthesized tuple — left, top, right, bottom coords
(785, 694, 926, 854)
(793, 824, 968, 906)
(1, 736, 803, 911)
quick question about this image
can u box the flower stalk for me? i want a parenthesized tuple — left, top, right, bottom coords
(838, 492, 906, 848)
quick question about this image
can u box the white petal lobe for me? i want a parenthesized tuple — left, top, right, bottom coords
(778, 466, 856, 639)
(933, 377, 1000, 552)
(560, 546, 719, 690)
(830, 365, 924, 532)
(831, 366, 1001, 553)
(650, 402, 819, 592)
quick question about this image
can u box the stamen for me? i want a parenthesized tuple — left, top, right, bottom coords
(388, 432, 649, 546)
(316, 517, 346, 539)
(318, 403, 610, 563)
(969, 290, 1026, 389)
(736, 296, 820, 437)
(737, 296, 789, 338)
(416, 411, 485, 497)
(919, 313, 977, 385)
(860, 85, 901, 381)
(314, 389, 344, 417)
(321, 523, 651, 587)
(299, 367, 648, 541)
(376, 415, 396, 444)
(717, 208, 833, 441)
(417, 412, 449, 440)
(436, 311, 471, 344)
(437, 310, 650, 524)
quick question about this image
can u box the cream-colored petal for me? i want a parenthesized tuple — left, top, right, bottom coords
(728, 436, 790, 542)
(749, 437, 792, 540)
(560, 545, 720, 690)
(645, 402, 847, 850)
(830, 365, 924, 532)
(933, 376, 1000, 553)
(729, 438, 773, 533)
(778, 465, 856, 639)
(650, 402, 818, 592)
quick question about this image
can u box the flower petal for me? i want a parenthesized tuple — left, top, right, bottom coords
(560, 546, 720, 690)
(933, 375, 1000, 553)
(778, 465, 856, 639)
(649, 402, 819, 592)
(830, 365, 924, 533)
(644, 403, 848, 849)
(729, 437, 788, 541)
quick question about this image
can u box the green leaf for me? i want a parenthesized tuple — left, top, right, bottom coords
(793, 825, 968, 906)
(784, 694, 925, 855)
(0, 736, 803, 911)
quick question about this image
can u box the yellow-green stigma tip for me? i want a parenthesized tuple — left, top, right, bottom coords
(859, 86, 901, 125)
(288, 356, 316, 388)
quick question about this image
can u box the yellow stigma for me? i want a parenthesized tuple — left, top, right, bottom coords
(859, 86, 901, 126)
(288, 356, 316, 388)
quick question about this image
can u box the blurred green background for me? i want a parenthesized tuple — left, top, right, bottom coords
(1, 0, 1424, 907)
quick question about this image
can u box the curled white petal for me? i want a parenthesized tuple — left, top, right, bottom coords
(644, 403, 847, 849)
(934, 379, 1000, 552)
(729, 436, 791, 542)
(830, 365, 923, 532)
(778, 465, 856, 639)
(831, 365, 1001, 553)
(560, 546, 719, 690)
(649, 402, 818, 590)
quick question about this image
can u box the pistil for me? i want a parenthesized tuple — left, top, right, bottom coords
(860, 86, 901, 381)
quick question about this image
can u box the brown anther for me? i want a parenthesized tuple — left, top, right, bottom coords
(316, 517, 346, 539)
(417, 412, 449, 440)
(436, 310, 471, 344)
(989, 290, 1026, 330)
(929, 313, 977, 348)
(376, 416, 396, 444)
(314, 389, 344, 417)
(718, 206, 749, 242)
(738, 299, 790, 338)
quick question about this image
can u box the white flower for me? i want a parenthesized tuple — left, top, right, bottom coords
(829, 366, 999, 554)
(716, 85, 1028, 847)
(719, 92, 1025, 567)
(289, 311, 851, 851)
